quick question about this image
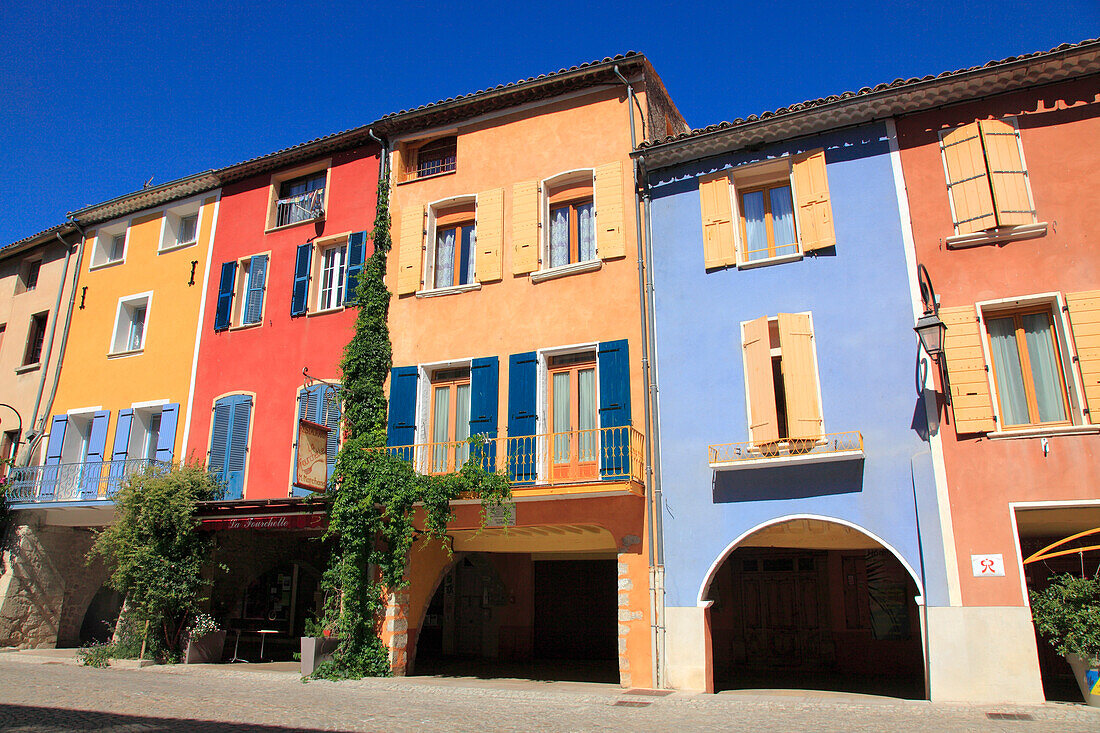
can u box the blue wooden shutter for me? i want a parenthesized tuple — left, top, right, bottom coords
(80, 410, 111, 500)
(597, 340, 631, 479)
(386, 367, 419, 460)
(291, 243, 312, 316)
(155, 403, 180, 463)
(507, 352, 537, 483)
(40, 415, 68, 500)
(214, 261, 237, 331)
(244, 255, 268, 324)
(224, 396, 252, 500)
(343, 231, 367, 305)
(208, 398, 232, 491)
(292, 387, 324, 497)
(321, 385, 341, 478)
(469, 357, 499, 472)
(108, 409, 133, 494)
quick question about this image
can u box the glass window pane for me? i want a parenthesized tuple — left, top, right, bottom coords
(550, 207, 570, 268)
(552, 372, 571, 463)
(178, 215, 198, 244)
(988, 317, 1030, 425)
(454, 383, 471, 466)
(577, 203, 596, 262)
(742, 191, 768, 261)
(769, 186, 798, 255)
(432, 386, 450, 472)
(578, 368, 597, 462)
(435, 228, 456, 288)
(458, 226, 475, 286)
(1021, 313, 1067, 423)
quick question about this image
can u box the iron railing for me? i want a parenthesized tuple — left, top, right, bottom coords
(275, 189, 325, 227)
(3, 458, 168, 504)
(377, 425, 645, 488)
(708, 431, 864, 466)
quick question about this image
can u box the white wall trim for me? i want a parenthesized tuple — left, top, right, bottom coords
(180, 193, 221, 458)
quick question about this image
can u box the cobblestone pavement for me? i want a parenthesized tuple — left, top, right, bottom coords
(1, 655, 1099, 732)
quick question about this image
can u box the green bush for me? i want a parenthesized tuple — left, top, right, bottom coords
(77, 642, 114, 668)
(1030, 574, 1100, 665)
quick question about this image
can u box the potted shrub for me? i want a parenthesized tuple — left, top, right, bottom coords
(184, 613, 227, 664)
(1029, 574, 1100, 706)
(300, 616, 340, 676)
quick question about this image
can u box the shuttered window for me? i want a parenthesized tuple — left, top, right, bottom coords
(292, 384, 341, 496)
(209, 394, 252, 500)
(940, 118, 1035, 235)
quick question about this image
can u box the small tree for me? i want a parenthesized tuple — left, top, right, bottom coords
(1030, 573, 1100, 665)
(90, 463, 220, 659)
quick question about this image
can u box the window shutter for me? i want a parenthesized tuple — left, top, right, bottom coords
(386, 367, 419, 450)
(698, 173, 737, 269)
(1066, 291, 1100, 423)
(108, 409, 133, 495)
(941, 122, 997, 234)
(80, 410, 111, 500)
(291, 243, 312, 316)
(507, 351, 537, 483)
(245, 255, 267, 324)
(40, 415, 68, 500)
(939, 305, 996, 434)
(396, 207, 425, 295)
(321, 385, 341, 478)
(777, 313, 823, 440)
(214, 261, 237, 331)
(791, 149, 836, 252)
(291, 388, 319, 497)
(742, 316, 779, 446)
(511, 181, 540, 275)
(154, 403, 180, 463)
(597, 339, 632, 478)
(224, 396, 252, 500)
(209, 398, 232, 491)
(343, 231, 368, 305)
(475, 189, 504, 283)
(978, 119, 1034, 227)
(470, 356, 499, 473)
(594, 162, 626, 260)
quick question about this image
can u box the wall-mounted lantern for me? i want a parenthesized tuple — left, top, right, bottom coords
(914, 264, 950, 405)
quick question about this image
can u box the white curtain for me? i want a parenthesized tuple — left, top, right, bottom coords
(550, 208, 570, 267)
(454, 383, 471, 467)
(431, 386, 450, 472)
(578, 368, 597, 462)
(552, 372, 571, 463)
(987, 317, 1029, 425)
(1022, 313, 1066, 422)
(578, 203, 595, 262)
(770, 186, 798, 256)
(742, 191, 767, 261)
(435, 229, 455, 288)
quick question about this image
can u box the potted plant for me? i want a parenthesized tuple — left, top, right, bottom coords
(300, 615, 340, 676)
(184, 613, 227, 664)
(1029, 574, 1100, 706)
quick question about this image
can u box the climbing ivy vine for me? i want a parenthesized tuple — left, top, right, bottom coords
(313, 174, 511, 680)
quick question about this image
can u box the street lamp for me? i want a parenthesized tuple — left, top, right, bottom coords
(913, 264, 950, 405)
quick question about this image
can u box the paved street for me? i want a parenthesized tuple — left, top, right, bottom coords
(1, 653, 1099, 732)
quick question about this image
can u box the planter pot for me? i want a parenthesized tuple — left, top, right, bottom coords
(184, 630, 227, 664)
(301, 636, 340, 676)
(1065, 653, 1100, 707)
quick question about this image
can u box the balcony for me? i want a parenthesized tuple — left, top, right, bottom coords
(3, 458, 168, 505)
(274, 189, 325, 228)
(378, 425, 645, 496)
(708, 431, 864, 471)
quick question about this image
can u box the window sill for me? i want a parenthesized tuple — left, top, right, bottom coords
(946, 222, 1048, 249)
(229, 321, 263, 332)
(530, 259, 602, 283)
(986, 424, 1100, 440)
(89, 259, 125, 272)
(264, 216, 325, 235)
(396, 169, 456, 185)
(158, 240, 198, 254)
(710, 447, 864, 471)
(306, 306, 344, 318)
(736, 251, 803, 270)
(107, 348, 144, 359)
(14, 363, 40, 374)
(416, 282, 482, 298)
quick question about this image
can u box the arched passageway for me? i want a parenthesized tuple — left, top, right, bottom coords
(702, 517, 925, 698)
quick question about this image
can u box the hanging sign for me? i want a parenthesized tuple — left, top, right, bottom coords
(294, 419, 330, 492)
(200, 513, 325, 531)
(971, 553, 1005, 577)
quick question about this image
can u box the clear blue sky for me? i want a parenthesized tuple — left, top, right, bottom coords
(1, 1, 1096, 245)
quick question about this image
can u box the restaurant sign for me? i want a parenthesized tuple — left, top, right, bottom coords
(294, 418, 330, 492)
(200, 514, 326, 531)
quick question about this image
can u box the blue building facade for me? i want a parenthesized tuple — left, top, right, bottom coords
(642, 120, 951, 694)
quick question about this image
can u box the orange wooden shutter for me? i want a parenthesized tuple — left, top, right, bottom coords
(978, 119, 1034, 227)
(698, 173, 737, 269)
(392, 146, 405, 184)
(594, 161, 626, 259)
(1066, 290, 1100, 423)
(512, 180, 540, 275)
(940, 123, 997, 234)
(395, 206, 425, 295)
(791, 150, 836, 253)
(939, 305, 996, 433)
(777, 313, 823, 440)
(475, 188, 504, 283)
(743, 316, 779, 445)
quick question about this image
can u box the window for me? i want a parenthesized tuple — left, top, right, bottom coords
(22, 312, 47, 366)
(160, 200, 202, 251)
(318, 244, 347, 310)
(429, 367, 471, 473)
(547, 352, 598, 481)
(986, 306, 1069, 428)
(431, 202, 476, 289)
(209, 394, 252, 499)
(741, 313, 823, 454)
(91, 223, 128, 268)
(44, 410, 110, 500)
(547, 179, 595, 269)
(397, 194, 502, 296)
(699, 149, 835, 270)
(940, 118, 1038, 242)
(213, 254, 269, 330)
(111, 294, 151, 354)
(292, 384, 341, 496)
(275, 171, 326, 228)
(289, 231, 367, 316)
(110, 404, 178, 477)
(399, 136, 457, 182)
(128, 409, 163, 461)
(1, 430, 18, 478)
(23, 260, 41, 291)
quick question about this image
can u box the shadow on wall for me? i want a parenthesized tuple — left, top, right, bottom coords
(712, 458, 864, 503)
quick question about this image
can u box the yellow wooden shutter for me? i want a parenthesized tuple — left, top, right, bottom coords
(594, 161, 626, 260)
(978, 119, 1034, 227)
(512, 180, 540, 275)
(1066, 291, 1100, 423)
(743, 316, 779, 446)
(698, 173, 737, 269)
(475, 188, 504, 283)
(941, 122, 997, 234)
(940, 305, 996, 433)
(777, 313, 823, 440)
(791, 149, 836, 253)
(395, 206, 425, 295)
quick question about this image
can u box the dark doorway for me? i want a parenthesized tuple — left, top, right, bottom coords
(533, 559, 616, 661)
(79, 586, 123, 645)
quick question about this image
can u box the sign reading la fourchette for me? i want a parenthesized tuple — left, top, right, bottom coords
(200, 514, 325, 531)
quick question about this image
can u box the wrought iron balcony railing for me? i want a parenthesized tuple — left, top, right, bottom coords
(708, 431, 864, 469)
(3, 458, 168, 504)
(275, 189, 325, 227)
(377, 425, 645, 488)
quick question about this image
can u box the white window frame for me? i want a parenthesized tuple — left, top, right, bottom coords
(266, 161, 331, 233)
(128, 406, 164, 461)
(91, 220, 130, 269)
(158, 197, 204, 252)
(727, 157, 806, 270)
(60, 409, 95, 464)
(419, 194, 481, 296)
(532, 169, 600, 281)
(534, 342, 601, 484)
(975, 292, 1089, 435)
(109, 291, 153, 356)
(316, 242, 348, 312)
(410, 359, 474, 474)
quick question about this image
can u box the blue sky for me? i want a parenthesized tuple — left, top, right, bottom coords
(1, 1, 1096, 245)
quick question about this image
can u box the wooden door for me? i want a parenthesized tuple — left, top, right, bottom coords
(739, 554, 826, 668)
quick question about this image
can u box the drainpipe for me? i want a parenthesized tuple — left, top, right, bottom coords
(22, 221, 87, 465)
(366, 128, 389, 187)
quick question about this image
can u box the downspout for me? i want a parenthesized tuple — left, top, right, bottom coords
(367, 128, 389, 186)
(22, 221, 87, 465)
